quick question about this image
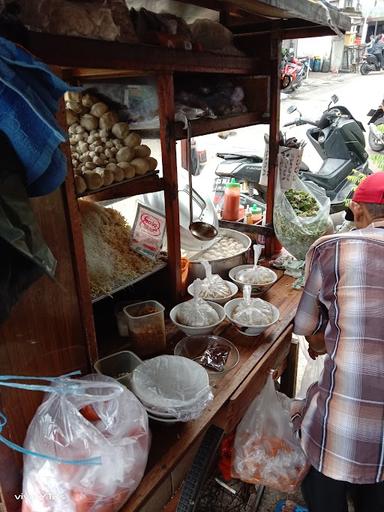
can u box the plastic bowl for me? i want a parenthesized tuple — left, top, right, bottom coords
(174, 335, 239, 375)
(187, 281, 238, 305)
(224, 297, 280, 336)
(229, 265, 277, 294)
(169, 300, 225, 336)
(131, 355, 210, 411)
(94, 351, 142, 388)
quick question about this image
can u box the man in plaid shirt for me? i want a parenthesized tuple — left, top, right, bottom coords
(293, 173, 384, 511)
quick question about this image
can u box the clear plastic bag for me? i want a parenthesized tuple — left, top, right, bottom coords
(274, 177, 331, 261)
(192, 261, 232, 300)
(177, 286, 220, 327)
(232, 298, 274, 325)
(232, 285, 275, 326)
(296, 336, 326, 399)
(232, 374, 309, 492)
(22, 374, 150, 512)
(236, 266, 274, 285)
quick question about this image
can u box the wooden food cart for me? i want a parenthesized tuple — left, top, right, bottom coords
(0, 1, 349, 511)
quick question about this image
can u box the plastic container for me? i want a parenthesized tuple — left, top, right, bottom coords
(124, 300, 166, 357)
(251, 204, 263, 224)
(244, 206, 253, 224)
(94, 350, 142, 388)
(114, 301, 131, 337)
(222, 178, 240, 221)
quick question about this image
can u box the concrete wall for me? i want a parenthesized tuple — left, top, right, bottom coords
(297, 36, 333, 58)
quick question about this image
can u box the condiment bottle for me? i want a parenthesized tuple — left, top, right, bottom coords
(251, 204, 263, 224)
(244, 206, 253, 224)
(222, 178, 240, 221)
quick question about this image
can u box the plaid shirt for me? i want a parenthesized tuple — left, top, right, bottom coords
(294, 221, 384, 484)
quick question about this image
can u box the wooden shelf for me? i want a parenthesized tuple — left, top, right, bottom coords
(78, 172, 164, 202)
(175, 111, 270, 139)
(26, 32, 270, 76)
(92, 261, 167, 303)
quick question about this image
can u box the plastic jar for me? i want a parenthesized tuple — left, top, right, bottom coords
(222, 178, 240, 221)
(251, 204, 263, 224)
(124, 300, 166, 357)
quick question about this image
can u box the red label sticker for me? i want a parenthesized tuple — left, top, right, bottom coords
(140, 214, 161, 235)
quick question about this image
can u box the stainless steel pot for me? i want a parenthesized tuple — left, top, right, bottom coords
(186, 228, 252, 283)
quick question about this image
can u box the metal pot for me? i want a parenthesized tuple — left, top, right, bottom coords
(186, 228, 251, 283)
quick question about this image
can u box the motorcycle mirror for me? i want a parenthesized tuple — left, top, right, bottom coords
(287, 105, 297, 114)
(331, 94, 339, 104)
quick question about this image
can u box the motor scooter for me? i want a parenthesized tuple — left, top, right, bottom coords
(367, 98, 384, 152)
(213, 95, 371, 214)
(280, 50, 309, 92)
(360, 48, 384, 75)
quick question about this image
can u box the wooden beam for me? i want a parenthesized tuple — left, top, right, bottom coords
(265, 29, 281, 258)
(157, 74, 182, 304)
(26, 32, 262, 76)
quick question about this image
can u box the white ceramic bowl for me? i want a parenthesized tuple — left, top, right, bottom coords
(131, 355, 210, 411)
(229, 265, 277, 294)
(170, 300, 225, 336)
(224, 297, 280, 336)
(187, 281, 238, 305)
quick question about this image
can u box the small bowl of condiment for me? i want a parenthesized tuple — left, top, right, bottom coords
(174, 335, 239, 375)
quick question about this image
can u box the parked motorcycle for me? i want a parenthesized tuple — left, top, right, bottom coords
(367, 98, 384, 151)
(280, 50, 309, 93)
(360, 49, 384, 75)
(213, 95, 371, 214)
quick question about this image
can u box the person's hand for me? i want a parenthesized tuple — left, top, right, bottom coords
(308, 347, 320, 360)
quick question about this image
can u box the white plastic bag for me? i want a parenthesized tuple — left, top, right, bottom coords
(177, 284, 220, 327)
(296, 336, 325, 399)
(22, 374, 150, 512)
(274, 176, 331, 260)
(232, 374, 309, 492)
(130, 355, 213, 422)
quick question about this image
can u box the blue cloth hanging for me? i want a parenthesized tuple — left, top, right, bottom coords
(0, 36, 78, 196)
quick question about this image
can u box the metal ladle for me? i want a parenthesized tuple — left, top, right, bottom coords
(186, 119, 218, 241)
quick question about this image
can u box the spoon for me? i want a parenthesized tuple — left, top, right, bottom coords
(185, 119, 218, 241)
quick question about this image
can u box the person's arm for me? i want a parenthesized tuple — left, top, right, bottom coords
(294, 245, 328, 351)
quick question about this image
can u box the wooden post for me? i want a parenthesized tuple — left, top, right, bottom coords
(56, 96, 99, 365)
(157, 74, 182, 303)
(265, 27, 282, 257)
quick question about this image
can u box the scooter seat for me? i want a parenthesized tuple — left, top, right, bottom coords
(301, 159, 353, 192)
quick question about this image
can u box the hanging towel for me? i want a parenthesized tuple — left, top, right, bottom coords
(0, 36, 77, 196)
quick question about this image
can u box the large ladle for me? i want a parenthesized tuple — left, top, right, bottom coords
(186, 119, 218, 241)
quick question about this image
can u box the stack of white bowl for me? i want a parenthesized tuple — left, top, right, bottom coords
(130, 355, 212, 423)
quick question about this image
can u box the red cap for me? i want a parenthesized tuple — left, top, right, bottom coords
(352, 172, 384, 204)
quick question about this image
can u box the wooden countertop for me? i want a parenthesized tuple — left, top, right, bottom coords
(120, 274, 302, 511)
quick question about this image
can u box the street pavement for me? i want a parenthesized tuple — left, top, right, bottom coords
(193, 70, 384, 195)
